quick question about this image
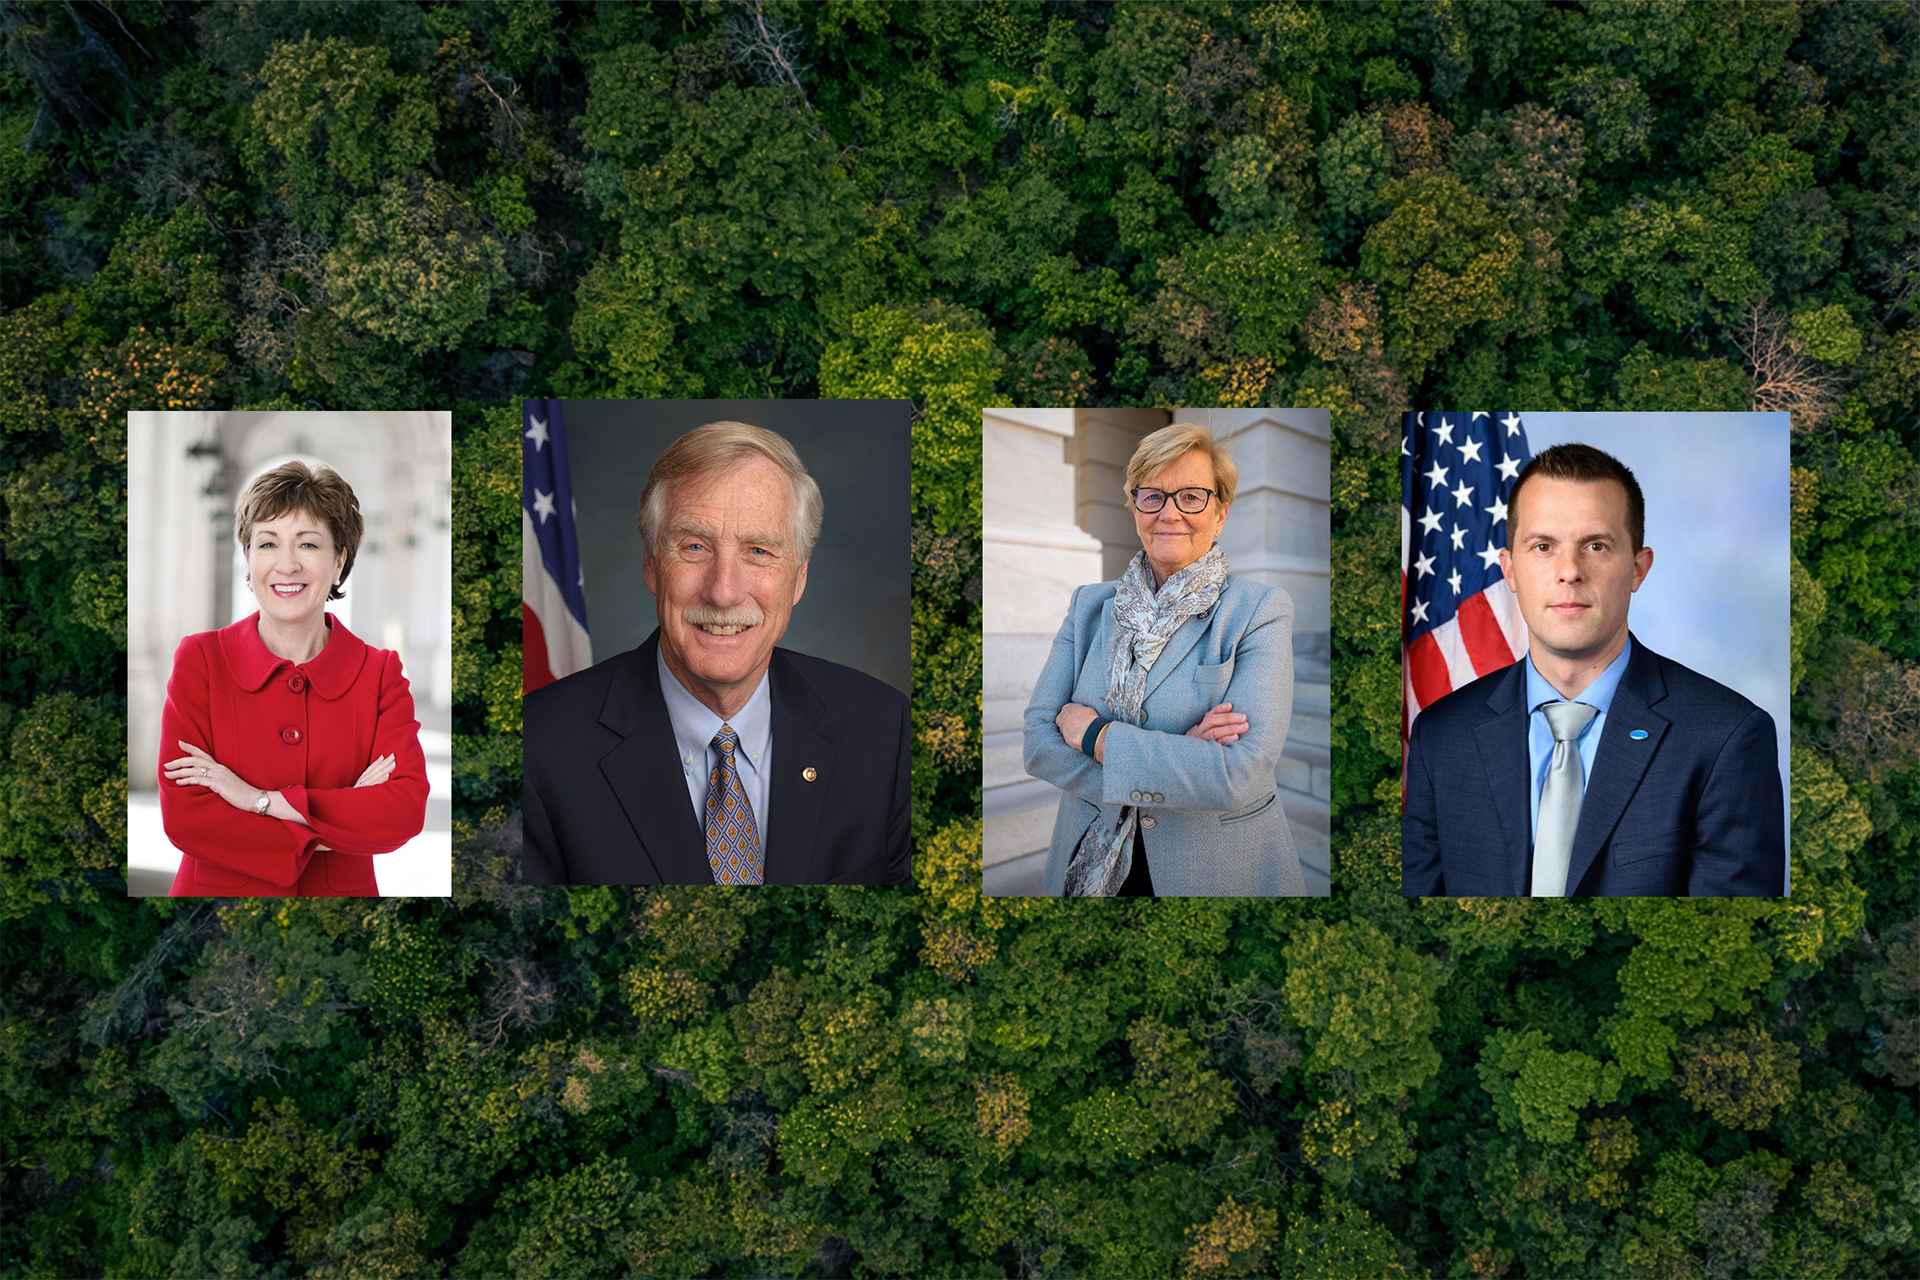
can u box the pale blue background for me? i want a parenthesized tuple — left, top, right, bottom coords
(1523, 411, 1791, 882)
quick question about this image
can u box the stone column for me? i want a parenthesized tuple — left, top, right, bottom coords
(1213, 409, 1331, 657)
(406, 412, 455, 711)
(127, 412, 225, 790)
(1069, 407, 1172, 581)
(1212, 408, 1332, 894)
(981, 405, 1332, 896)
(981, 408, 1105, 894)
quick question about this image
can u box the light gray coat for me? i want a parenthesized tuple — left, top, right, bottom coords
(1022, 575, 1304, 896)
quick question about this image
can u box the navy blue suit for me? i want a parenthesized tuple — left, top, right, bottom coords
(522, 631, 910, 886)
(1402, 635, 1785, 897)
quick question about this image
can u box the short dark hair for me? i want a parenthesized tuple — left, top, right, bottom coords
(1507, 443, 1645, 552)
(235, 461, 365, 602)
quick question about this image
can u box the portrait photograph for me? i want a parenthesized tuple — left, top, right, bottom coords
(520, 399, 911, 887)
(126, 411, 453, 898)
(1400, 410, 1791, 898)
(982, 407, 1331, 898)
(11, 6, 1919, 1275)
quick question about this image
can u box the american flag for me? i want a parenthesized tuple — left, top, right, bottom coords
(522, 399, 592, 692)
(1402, 411, 1531, 745)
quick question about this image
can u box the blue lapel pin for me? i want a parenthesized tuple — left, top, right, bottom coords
(1629, 729, 1649, 740)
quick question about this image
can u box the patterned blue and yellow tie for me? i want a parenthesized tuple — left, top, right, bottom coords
(704, 725, 763, 885)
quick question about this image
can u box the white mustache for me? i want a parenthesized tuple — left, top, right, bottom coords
(685, 606, 764, 628)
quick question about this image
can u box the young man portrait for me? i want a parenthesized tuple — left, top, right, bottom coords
(1402, 438, 1787, 897)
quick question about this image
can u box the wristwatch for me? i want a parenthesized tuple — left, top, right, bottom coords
(253, 790, 270, 815)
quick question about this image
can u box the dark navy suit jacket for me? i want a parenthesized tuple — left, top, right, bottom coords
(522, 631, 910, 886)
(1402, 635, 1785, 897)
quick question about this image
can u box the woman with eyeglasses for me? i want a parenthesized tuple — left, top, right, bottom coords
(1021, 423, 1304, 896)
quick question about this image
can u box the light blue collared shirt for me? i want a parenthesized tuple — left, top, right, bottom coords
(1526, 636, 1633, 845)
(657, 648, 772, 854)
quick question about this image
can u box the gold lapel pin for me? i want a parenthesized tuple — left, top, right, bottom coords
(802, 767, 818, 782)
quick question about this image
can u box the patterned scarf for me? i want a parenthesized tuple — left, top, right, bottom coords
(1063, 543, 1229, 896)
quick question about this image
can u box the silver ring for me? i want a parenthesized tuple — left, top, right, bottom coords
(200, 767, 208, 777)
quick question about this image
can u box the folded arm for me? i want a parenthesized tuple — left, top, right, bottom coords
(1097, 598, 1294, 812)
(1022, 586, 1109, 804)
(158, 638, 315, 887)
(279, 651, 429, 858)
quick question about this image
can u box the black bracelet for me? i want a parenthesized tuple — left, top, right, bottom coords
(1080, 715, 1112, 759)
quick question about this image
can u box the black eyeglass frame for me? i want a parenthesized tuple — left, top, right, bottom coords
(1129, 486, 1220, 514)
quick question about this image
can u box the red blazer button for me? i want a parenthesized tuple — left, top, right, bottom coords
(289, 673, 307, 693)
(281, 727, 302, 744)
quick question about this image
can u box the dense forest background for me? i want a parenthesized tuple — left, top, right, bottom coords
(2, 1, 1917, 1275)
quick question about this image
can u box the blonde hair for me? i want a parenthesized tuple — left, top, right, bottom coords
(1122, 423, 1239, 509)
(235, 462, 364, 601)
(636, 421, 824, 561)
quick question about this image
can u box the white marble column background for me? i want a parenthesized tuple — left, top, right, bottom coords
(982, 405, 1331, 896)
(125, 411, 453, 897)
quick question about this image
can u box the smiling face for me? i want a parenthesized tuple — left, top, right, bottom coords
(644, 454, 810, 720)
(1132, 449, 1228, 587)
(1499, 475, 1654, 683)
(247, 508, 344, 632)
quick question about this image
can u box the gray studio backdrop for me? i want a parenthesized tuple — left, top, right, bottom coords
(560, 400, 912, 695)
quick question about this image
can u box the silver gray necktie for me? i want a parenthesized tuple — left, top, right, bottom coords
(1532, 700, 1598, 896)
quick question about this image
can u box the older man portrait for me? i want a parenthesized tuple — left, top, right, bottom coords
(522, 407, 910, 886)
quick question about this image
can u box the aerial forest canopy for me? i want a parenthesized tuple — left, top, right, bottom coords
(1, 1, 1917, 1276)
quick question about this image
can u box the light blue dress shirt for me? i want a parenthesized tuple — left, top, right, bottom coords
(1525, 636, 1633, 845)
(656, 647, 771, 854)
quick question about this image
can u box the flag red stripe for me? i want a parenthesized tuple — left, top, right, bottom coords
(523, 603, 556, 693)
(1406, 631, 1452, 711)
(1456, 590, 1518, 677)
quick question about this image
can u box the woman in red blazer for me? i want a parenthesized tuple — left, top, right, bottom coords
(160, 462, 427, 896)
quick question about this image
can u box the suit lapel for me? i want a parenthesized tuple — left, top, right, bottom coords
(1138, 579, 1229, 705)
(1081, 585, 1211, 713)
(764, 652, 833, 884)
(1567, 640, 1670, 894)
(1077, 592, 1107, 697)
(1081, 595, 1114, 706)
(597, 634, 714, 885)
(1471, 663, 1534, 895)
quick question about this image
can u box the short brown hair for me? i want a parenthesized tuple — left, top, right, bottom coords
(235, 462, 365, 601)
(1507, 443, 1645, 552)
(1122, 422, 1241, 509)
(637, 421, 824, 562)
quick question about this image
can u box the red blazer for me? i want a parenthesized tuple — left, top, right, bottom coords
(161, 613, 428, 897)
